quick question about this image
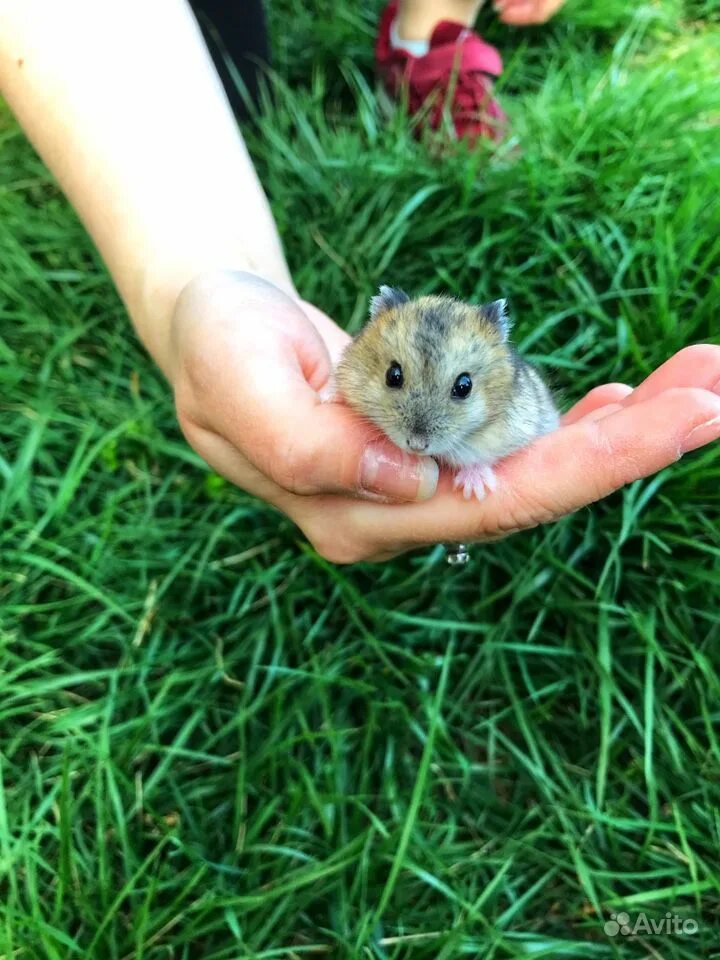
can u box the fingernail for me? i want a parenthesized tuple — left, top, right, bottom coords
(682, 414, 720, 454)
(360, 442, 439, 501)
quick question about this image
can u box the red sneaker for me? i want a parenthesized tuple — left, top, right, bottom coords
(375, 0, 507, 143)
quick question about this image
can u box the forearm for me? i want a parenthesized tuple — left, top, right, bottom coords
(0, 0, 293, 378)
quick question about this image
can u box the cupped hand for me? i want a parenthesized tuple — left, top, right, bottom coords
(169, 270, 440, 510)
(171, 271, 720, 564)
(495, 0, 567, 26)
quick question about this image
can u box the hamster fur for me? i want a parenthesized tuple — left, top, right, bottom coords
(335, 285, 559, 501)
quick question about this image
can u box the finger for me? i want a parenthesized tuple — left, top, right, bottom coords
(264, 399, 440, 502)
(495, 0, 546, 25)
(616, 344, 720, 407)
(495, 0, 561, 24)
(577, 402, 625, 424)
(341, 387, 720, 550)
(492, 387, 720, 531)
(560, 344, 720, 426)
(561, 383, 633, 425)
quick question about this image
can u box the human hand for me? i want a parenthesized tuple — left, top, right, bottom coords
(171, 272, 720, 564)
(494, 0, 567, 26)
(169, 270, 440, 516)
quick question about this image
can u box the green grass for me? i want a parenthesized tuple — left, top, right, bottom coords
(2, 1, 720, 956)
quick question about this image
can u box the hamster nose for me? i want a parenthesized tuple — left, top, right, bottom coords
(407, 437, 429, 453)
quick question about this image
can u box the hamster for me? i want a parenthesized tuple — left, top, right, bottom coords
(335, 285, 559, 501)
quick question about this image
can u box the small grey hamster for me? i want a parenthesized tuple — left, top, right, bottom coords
(335, 285, 559, 501)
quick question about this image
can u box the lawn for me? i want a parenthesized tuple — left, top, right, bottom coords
(2, 0, 720, 956)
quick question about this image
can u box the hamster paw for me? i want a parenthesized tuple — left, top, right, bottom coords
(453, 463, 497, 502)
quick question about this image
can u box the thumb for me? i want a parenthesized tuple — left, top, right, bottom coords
(257, 396, 440, 501)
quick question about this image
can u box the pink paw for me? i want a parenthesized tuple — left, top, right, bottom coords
(453, 463, 497, 502)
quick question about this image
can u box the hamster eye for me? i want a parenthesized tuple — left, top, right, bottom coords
(451, 373, 472, 400)
(385, 361, 404, 389)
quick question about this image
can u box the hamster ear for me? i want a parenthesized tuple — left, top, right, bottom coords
(369, 285, 410, 320)
(481, 299, 512, 341)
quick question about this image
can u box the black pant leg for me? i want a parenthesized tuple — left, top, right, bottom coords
(189, 0, 270, 120)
